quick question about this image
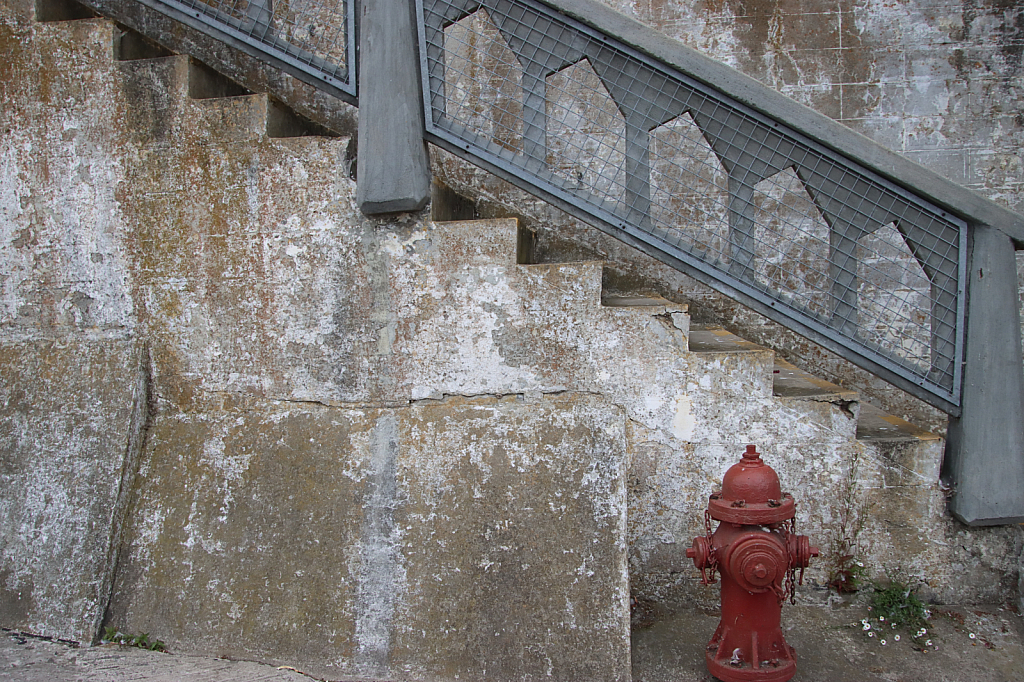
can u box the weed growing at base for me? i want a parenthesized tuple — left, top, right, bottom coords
(102, 626, 166, 652)
(860, 579, 935, 652)
(870, 581, 929, 630)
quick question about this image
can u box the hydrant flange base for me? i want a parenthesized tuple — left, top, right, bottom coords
(708, 494, 795, 525)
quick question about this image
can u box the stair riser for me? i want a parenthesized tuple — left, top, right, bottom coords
(114, 56, 189, 143)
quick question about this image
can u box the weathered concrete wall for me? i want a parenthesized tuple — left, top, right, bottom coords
(109, 393, 629, 681)
(2, 1, 1023, 679)
(0, 339, 146, 643)
(1, 8, 633, 679)
(0, 14, 147, 643)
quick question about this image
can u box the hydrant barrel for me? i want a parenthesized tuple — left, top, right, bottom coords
(686, 445, 816, 682)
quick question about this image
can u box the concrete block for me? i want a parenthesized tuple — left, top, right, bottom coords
(0, 0, 31, 24)
(0, 338, 146, 643)
(107, 393, 629, 682)
(1, 20, 134, 341)
(30, 17, 115, 70)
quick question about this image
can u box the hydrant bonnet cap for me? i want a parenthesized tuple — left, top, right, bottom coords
(720, 444, 782, 505)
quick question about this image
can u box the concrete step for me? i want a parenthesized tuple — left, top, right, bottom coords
(114, 24, 175, 61)
(191, 93, 270, 142)
(688, 324, 941, 441)
(28, 15, 115, 67)
(113, 53, 339, 144)
(685, 324, 776, 400)
(30, 3, 337, 145)
(602, 294, 680, 309)
(114, 55, 190, 143)
(857, 401, 940, 443)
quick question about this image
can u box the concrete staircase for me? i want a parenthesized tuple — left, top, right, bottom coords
(2, 3, 1022, 682)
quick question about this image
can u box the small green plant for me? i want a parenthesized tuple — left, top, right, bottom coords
(870, 580, 929, 630)
(826, 449, 870, 594)
(859, 579, 936, 652)
(102, 626, 167, 652)
(827, 538, 867, 593)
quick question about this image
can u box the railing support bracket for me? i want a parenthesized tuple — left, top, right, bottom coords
(356, 0, 432, 214)
(945, 225, 1024, 525)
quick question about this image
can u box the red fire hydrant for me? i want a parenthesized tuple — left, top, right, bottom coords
(686, 445, 818, 682)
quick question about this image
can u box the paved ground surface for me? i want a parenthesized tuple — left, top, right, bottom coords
(3, 598, 1022, 681)
(633, 597, 1024, 682)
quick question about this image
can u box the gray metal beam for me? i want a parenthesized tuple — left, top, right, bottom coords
(357, 0, 432, 214)
(944, 224, 1024, 525)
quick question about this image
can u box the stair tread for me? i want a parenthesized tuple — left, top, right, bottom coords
(602, 295, 681, 309)
(857, 402, 941, 442)
(687, 325, 764, 353)
(773, 357, 858, 402)
(115, 53, 186, 66)
(687, 327, 939, 441)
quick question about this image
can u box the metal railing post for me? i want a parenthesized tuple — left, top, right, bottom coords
(357, 0, 432, 214)
(944, 225, 1024, 525)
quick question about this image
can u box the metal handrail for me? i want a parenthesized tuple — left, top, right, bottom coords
(128, 0, 357, 103)
(414, 0, 994, 414)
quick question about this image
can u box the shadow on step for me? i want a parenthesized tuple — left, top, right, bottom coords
(35, 0, 97, 22)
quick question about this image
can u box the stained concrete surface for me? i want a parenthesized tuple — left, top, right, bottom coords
(632, 598, 1024, 682)
(4, 599, 1023, 681)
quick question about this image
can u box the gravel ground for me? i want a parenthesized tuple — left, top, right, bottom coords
(0, 632, 315, 682)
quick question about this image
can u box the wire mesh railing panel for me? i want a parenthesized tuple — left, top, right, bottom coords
(418, 0, 966, 410)
(137, 0, 355, 97)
